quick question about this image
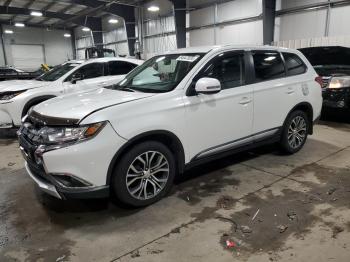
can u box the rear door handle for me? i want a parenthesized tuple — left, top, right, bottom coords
(239, 97, 252, 105)
(98, 82, 108, 86)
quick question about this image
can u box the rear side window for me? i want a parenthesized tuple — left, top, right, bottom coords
(252, 52, 285, 81)
(283, 52, 307, 76)
(108, 61, 137, 75)
(199, 53, 245, 90)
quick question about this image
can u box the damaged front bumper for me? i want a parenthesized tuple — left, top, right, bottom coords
(322, 87, 350, 109)
(19, 134, 110, 200)
(0, 107, 14, 129)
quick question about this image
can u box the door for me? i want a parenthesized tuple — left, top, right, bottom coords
(184, 51, 254, 160)
(11, 44, 45, 71)
(63, 62, 105, 94)
(249, 51, 297, 135)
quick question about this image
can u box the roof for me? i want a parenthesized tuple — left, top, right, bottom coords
(81, 57, 143, 65)
(164, 45, 296, 55)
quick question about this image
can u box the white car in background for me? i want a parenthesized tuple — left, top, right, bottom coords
(0, 57, 143, 128)
(18, 45, 322, 207)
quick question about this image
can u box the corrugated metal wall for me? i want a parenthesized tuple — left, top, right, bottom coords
(103, 26, 129, 57)
(189, 0, 263, 46)
(274, 0, 350, 47)
(143, 15, 177, 59)
(273, 35, 350, 49)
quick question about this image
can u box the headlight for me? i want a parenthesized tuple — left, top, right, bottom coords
(38, 122, 106, 144)
(0, 90, 27, 101)
(328, 76, 350, 89)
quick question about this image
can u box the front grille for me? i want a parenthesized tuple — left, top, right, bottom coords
(19, 122, 43, 146)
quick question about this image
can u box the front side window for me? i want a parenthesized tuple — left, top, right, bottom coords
(37, 63, 80, 82)
(252, 52, 285, 81)
(108, 61, 136, 76)
(199, 53, 245, 90)
(111, 53, 204, 93)
(283, 52, 307, 76)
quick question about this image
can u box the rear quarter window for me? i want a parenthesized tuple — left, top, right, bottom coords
(283, 52, 307, 76)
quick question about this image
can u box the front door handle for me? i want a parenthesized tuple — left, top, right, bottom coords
(239, 97, 252, 105)
(286, 87, 295, 94)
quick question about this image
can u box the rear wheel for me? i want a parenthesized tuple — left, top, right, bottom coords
(111, 141, 176, 207)
(280, 110, 309, 154)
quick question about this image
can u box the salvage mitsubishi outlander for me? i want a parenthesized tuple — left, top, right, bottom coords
(18, 45, 322, 207)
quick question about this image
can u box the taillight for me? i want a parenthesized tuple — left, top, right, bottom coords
(315, 76, 323, 88)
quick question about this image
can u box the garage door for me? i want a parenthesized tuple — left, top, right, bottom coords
(11, 44, 45, 71)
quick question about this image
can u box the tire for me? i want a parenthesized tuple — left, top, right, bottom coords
(280, 110, 310, 154)
(111, 141, 176, 207)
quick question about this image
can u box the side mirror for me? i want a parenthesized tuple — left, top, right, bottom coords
(71, 73, 83, 84)
(195, 77, 221, 95)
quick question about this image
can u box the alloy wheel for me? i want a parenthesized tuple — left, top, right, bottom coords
(126, 151, 170, 200)
(287, 116, 307, 149)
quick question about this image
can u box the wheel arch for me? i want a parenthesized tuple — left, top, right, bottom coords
(285, 102, 314, 134)
(22, 95, 56, 117)
(106, 130, 186, 185)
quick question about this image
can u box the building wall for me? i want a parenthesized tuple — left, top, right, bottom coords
(140, 0, 263, 59)
(0, 25, 73, 69)
(275, 0, 350, 44)
(102, 16, 129, 57)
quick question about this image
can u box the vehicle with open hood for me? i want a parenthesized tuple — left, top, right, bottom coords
(299, 46, 350, 112)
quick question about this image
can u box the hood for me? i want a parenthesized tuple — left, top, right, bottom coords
(299, 46, 350, 77)
(33, 88, 155, 123)
(0, 79, 50, 92)
(299, 46, 350, 66)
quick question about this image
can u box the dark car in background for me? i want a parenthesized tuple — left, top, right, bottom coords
(0, 66, 49, 81)
(299, 46, 350, 112)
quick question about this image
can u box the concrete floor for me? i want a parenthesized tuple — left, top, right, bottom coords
(0, 118, 350, 262)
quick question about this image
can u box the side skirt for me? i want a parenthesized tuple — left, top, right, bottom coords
(184, 129, 281, 170)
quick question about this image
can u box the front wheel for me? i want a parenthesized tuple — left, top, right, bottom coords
(280, 110, 310, 154)
(111, 141, 176, 207)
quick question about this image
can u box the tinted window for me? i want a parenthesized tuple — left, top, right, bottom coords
(253, 52, 285, 81)
(108, 61, 136, 75)
(283, 52, 307, 76)
(39, 63, 79, 82)
(73, 63, 104, 80)
(0, 69, 16, 74)
(200, 53, 245, 90)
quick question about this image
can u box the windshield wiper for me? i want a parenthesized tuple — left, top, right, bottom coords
(108, 85, 138, 92)
(119, 87, 136, 92)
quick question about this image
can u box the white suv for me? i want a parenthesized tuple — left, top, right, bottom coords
(18, 45, 322, 206)
(0, 57, 143, 128)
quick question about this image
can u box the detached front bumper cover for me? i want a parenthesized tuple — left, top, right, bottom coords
(322, 87, 350, 109)
(24, 160, 110, 199)
(19, 127, 110, 199)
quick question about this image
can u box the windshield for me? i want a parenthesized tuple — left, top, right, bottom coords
(111, 53, 204, 93)
(37, 63, 80, 82)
